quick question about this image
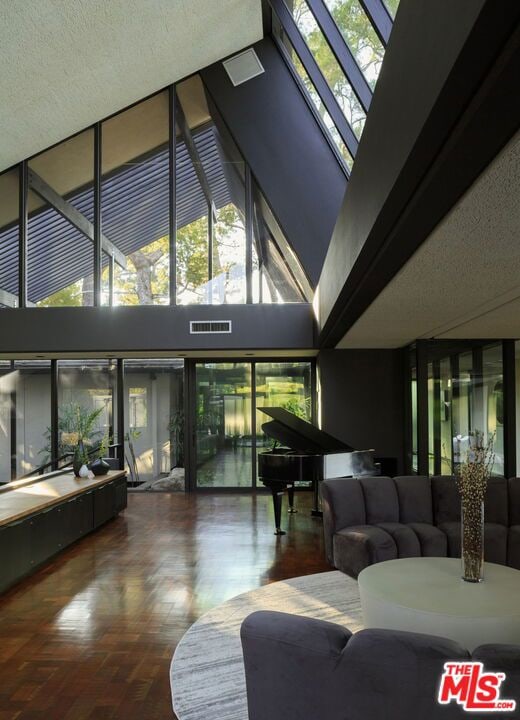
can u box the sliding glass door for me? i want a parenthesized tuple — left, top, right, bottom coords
(194, 363, 252, 488)
(192, 360, 313, 489)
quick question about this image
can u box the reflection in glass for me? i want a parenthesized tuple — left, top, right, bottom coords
(256, 362, 312, 484)
(284, 0, 366, 138)
(123, 359, 184, 488)
(195, 363, 252, 488)
(28, 129, 95, 306)
(0, 168, 19, 308)
(102, 92, 170, 306)
(324, 0, 385, 89)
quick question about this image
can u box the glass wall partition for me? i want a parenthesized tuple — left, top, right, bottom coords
(0, 362, 13, 481)
(57, 360, 116, 466)
(123, 359, 184, 488)
(192, 360, 314, 489)
(408, 342, 507, 477)
(194, 363, 252, 488)
(255, 362, 312, 483)
(14, 361, 52, 477)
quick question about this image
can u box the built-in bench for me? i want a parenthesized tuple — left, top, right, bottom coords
(0, 469, 127, 593)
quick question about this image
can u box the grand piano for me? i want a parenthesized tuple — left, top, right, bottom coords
(258, 407, 377, 534)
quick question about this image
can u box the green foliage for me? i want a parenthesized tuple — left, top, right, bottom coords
(40, 402, 104, 463)
(39, 281, 84, 307)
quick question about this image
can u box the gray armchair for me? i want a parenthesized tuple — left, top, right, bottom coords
(321, 475, 520, 578)
(241, 610, 520, 720)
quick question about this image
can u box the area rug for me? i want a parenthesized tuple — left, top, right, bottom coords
(170, 570, 362, 720)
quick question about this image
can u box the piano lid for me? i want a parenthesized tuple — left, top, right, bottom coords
(258, 407, 354, 454)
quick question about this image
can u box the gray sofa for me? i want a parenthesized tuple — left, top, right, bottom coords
(241, 610, 520, 720)
(321, 475, 520, 578)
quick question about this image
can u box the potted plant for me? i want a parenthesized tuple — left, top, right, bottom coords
(89, 431, 111, 476)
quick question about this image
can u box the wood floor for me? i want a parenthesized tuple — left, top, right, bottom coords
(0, 492, 329, 720)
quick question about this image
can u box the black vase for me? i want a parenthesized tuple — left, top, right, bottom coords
(89, 457, 110, 477)
(73, 441, 86, 477)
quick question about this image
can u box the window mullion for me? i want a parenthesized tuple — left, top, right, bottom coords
(307, 0, 372, 112)
(270, 0, 359, 158)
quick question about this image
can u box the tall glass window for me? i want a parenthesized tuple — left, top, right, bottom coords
(176, 75, 247, 305)
(57, 360, 116, 466)
(0, 168, 19, 308)
(123, 359, 184, 489)
(284, 0, 366, 138)
(0, 362, 13, 481)
(14, 360, 52, 477)
(482, 344, 504, 476)
(28, 129, 95, 306)
(102, 91, 170, 306)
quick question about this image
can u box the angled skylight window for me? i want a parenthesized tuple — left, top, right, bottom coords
(283, 0, 366, 139)
(273, 11, 354, 172)
(384, 0, 400, 19)
(323, 0, 385, 89)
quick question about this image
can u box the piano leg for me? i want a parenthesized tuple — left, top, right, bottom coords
(271, 487, 286, 535)
(311, 479, 323, 518)
(287, 484, 297, 514)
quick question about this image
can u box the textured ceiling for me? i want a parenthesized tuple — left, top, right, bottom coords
(0, 0, 262, 172)
(338, 128, 520, 348)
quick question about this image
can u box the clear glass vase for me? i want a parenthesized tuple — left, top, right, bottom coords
(461, 499, 484, 582)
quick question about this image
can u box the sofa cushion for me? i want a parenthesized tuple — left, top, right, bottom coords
(358, 476, 399, 524)
(509, 478, 520, 526)
(376, 523, 421, 558)
(407, 523, 448, 557)
(437, 521, 508, 565)
(485, 476, 508, 525)
(322, 478, 367, 565)
(333, 525, 397, 579)
(394, 475, 433, 524)
(507, 526, 520, 570)
(437, 521, 461, 558)
(432, 476, 460, 524)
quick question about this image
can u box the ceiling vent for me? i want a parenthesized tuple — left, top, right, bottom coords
(190, 320, 232, 334)
(223, 48, 265, 87)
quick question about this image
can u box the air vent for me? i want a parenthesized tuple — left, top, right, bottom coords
(190, 320, 232, 334)
(223, 48, 264, 87)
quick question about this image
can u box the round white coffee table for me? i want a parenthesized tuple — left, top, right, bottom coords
(358, 557, 520, 651)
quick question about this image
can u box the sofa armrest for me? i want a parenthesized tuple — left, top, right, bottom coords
(333, 525, 397, 578)
(241, 611, 352, 720)
(321, 478, 367, 565)
(241, 613, 469, 720)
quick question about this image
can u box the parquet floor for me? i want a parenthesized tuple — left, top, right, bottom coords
(0, 492, 329, 720)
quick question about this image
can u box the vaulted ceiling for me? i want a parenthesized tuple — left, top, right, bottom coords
(0, 0, 262, 171)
